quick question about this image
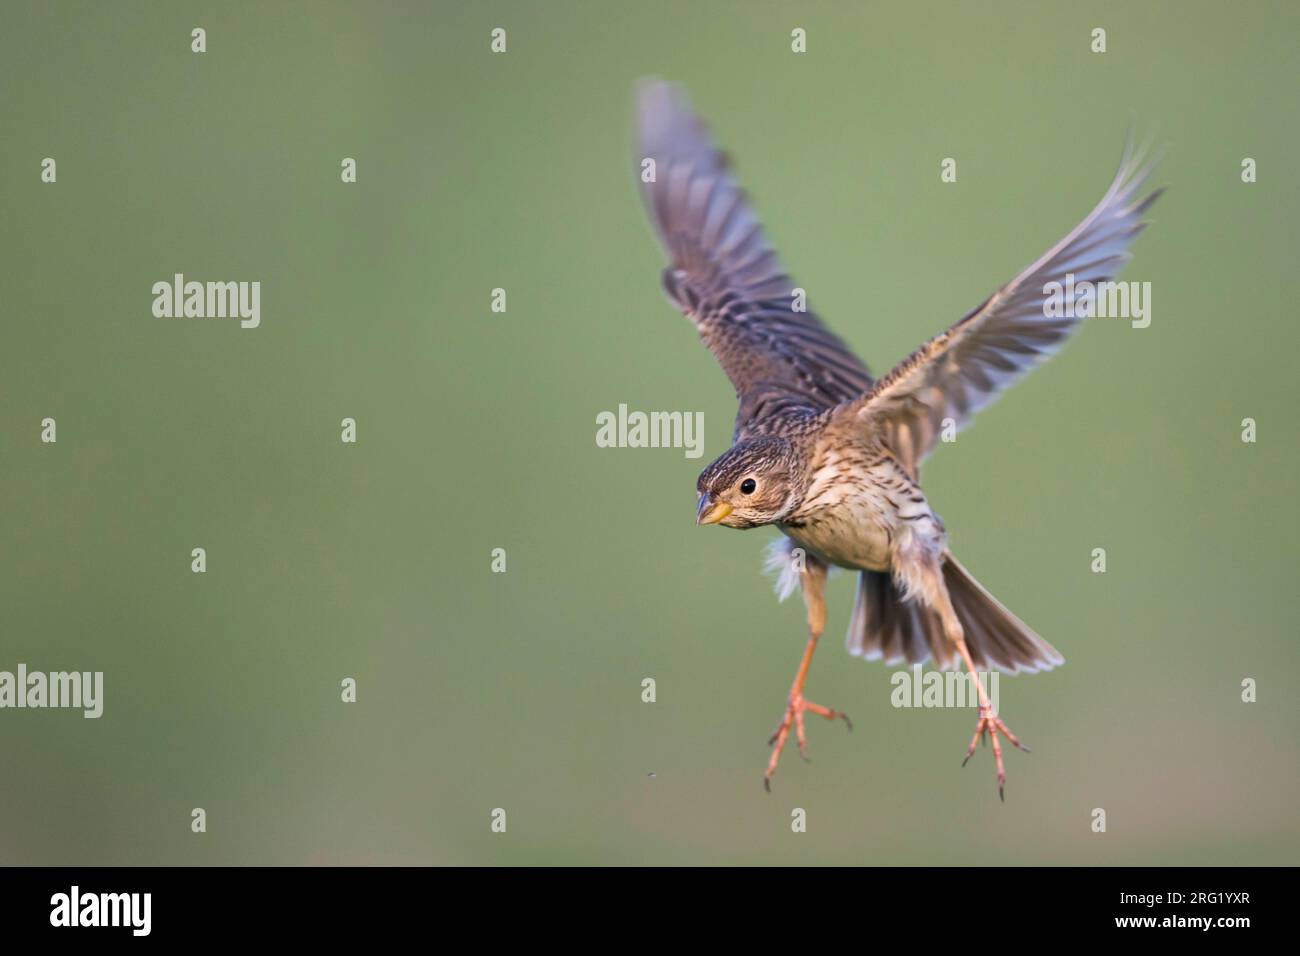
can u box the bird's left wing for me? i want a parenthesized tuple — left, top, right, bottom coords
(839, 142, 1162, 476)
(636, 80, 873, 435)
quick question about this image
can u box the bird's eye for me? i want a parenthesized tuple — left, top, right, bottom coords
(740, 478, 757, 495)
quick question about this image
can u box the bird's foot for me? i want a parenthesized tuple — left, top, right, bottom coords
(961, 705, 1029, 801)
(763, 694, 851, 791)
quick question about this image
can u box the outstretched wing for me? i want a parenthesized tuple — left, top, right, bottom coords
(842, 142, 1162, 476)
(636, 80, 872, 436)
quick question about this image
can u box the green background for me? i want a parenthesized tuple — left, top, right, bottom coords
(1, 1, 1296, 865)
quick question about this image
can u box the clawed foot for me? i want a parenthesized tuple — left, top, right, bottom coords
(764, 695, 852, 791)
(961, 705, 1030, 801)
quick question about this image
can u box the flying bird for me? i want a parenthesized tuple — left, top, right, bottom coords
(634, 80, 1161, 795)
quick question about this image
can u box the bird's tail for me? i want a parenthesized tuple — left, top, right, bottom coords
(846, 554, 1064, 674)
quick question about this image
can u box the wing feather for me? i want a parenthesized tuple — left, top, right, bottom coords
(636, 80, 872, 436)
(842, 141, 1163, 475)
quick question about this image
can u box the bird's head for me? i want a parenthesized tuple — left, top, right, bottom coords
(695, 436, 801, 529)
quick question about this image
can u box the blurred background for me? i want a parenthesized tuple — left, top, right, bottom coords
(1, 0, 1296, 865)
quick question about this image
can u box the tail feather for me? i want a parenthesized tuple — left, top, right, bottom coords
(846, 554, 1063, 674)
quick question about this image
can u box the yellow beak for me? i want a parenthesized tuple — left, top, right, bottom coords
(696, 495, 733, 525)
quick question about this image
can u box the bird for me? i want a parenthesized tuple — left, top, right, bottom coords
(633, 79, 1162, 796)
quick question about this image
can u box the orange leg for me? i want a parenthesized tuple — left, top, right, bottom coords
(905, 554, 1029, 800)
(947, 605, 1029, 801)
(763, 557, 851, 791)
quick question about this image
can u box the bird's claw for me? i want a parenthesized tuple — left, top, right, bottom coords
(763, 694, 849, 791)
(961, 706, 1028, 800)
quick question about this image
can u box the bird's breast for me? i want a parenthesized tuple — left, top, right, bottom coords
(779, 449, 941, 572)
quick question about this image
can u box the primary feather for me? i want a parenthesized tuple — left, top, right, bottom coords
(636, 80, 873, 440)
(842, 141, 1163, 477)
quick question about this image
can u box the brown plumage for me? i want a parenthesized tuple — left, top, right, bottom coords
(635, 79, 1161, 794)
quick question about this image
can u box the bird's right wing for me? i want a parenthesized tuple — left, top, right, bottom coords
(636, 80, 873, 435)
(839, 142, 1162, 476)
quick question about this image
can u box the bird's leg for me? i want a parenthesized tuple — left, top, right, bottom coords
(764, 557, 851, 791)
(924, 564, 1026, 800)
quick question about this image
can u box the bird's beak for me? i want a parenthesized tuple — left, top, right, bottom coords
(696, 494, 732, 526)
